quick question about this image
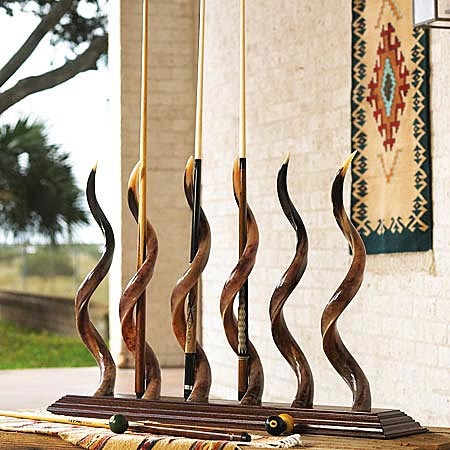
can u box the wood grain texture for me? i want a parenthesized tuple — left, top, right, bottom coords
(220, 158, 264, 406)
(321, 153, 371, 412)
(75, 168, 116, 396)
(170, 157, 211, 402)
(119, 163, 161, 400)
(2, 430, 449, 450)
(48, 394, 427, 440)
(270, 159, 314, 409)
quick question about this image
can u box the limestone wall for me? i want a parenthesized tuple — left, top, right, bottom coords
(0, 290, 107, 338)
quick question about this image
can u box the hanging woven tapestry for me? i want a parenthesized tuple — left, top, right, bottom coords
(351, 0, 432, 254)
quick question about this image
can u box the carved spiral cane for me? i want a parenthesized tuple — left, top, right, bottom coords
(75, 166, 116, 396)
(171, 156, 211, 403)
(321, 152, 371, 412)
(220, 158, 264, 406)
(119, 163, 161, 400)
(270, 155, 314, 409)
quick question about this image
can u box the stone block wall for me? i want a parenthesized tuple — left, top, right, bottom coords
(0, 290, 107, 338)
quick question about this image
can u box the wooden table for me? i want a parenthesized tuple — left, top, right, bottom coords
(1, 428, 449, 450)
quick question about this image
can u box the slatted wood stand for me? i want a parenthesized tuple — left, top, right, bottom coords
(48, 394, 427, 440)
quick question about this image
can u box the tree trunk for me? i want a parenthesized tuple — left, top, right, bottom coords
(0, 0, 75, 88)
(0, 35, 107, 115)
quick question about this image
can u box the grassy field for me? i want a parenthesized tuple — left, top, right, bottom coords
(0, 244, 108, 303)
(0, 321, 96, 369)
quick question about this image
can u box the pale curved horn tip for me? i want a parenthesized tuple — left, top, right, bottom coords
(283, 153, 290, 165)
(185, 156, 195, 178)
(92, 161, 98, 172)
(185, 155, 194, 169)
(341, 151, 358, 174)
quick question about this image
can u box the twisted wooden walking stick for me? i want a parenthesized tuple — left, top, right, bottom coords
(220, 159, 264, 406)
(321, 152, 371, 412)
(171, 156, 211, 403)
(75, 165, 116, 396)
(269, 155, 314, 409)
(119, 163, 161, 400)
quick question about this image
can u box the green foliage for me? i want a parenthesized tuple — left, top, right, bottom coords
(0, 0, 107, 54)
(0, 320, 96, 369)
(0, 117, 89, 243)
(24, 248, 74, 277)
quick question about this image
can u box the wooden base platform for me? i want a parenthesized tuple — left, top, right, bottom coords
(47, 394, 427, 439)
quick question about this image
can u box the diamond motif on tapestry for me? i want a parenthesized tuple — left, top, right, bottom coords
(381, 58, 396, 117)
(367, 23, 410, 151)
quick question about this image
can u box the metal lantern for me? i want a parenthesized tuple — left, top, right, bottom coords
(413, 0, 450, 28)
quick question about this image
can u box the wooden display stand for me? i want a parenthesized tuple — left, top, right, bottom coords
(48, 394, 427, 440)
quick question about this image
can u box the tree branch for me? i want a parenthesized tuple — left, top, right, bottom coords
(0, 35, 107, 115)
(0, 0, 75, 88)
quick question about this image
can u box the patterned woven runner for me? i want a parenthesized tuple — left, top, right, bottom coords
(0, 415, 303, 450)
(351, 0, 432, 254)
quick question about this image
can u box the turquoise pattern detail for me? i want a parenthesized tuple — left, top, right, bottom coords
(381, 58, 396, 117)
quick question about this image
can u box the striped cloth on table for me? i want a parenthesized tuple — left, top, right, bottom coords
(0, 415, 303, 450)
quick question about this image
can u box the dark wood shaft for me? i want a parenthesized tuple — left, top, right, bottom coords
(171, 157, 211, 403)
(135, 292, 146, 398)
(184, 159, 202, 400)
(237, 157, 249, 400)
(190, 159, 202, 261)
(120, 164, 161, 400)
(131, 422, 250, 442)
(220, 158, 263, 405)
(135, 182, 148, 398)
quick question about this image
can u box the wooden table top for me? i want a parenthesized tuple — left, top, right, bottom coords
(1, 428, 449, 450)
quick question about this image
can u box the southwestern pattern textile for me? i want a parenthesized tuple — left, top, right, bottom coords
(351, 0, 432, 254)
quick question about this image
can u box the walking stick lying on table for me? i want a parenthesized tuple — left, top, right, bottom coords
(0, 411, 251, 442)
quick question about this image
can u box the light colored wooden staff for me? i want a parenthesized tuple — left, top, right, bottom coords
(184, 0, 206, 400)
(136, 0, 150, 399)
(239, 0, 246, 162)
(0, 411, 251, 441)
